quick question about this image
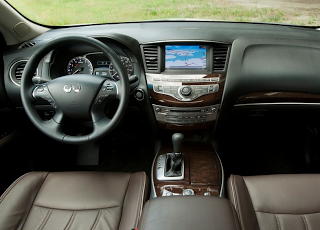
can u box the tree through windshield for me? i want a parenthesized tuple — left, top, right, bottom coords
(5, 0, 320, 26)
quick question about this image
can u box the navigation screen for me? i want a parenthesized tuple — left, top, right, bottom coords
(165, 45, 206, 69)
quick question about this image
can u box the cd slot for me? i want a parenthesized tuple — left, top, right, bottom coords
(152, 104, 219, 125)
(170, 109, 201, 113)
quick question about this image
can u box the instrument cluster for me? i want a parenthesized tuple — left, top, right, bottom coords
(66, 52, 134, 81)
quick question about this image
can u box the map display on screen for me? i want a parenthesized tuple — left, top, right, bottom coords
(165, 45, 206, 69)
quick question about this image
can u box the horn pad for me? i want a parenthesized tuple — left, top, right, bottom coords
(47, 74, 105, 119)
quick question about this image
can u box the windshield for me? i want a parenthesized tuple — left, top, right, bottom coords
(5, 0, 320, 26)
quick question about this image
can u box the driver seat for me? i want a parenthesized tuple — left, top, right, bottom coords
(0, 171, 149, 230)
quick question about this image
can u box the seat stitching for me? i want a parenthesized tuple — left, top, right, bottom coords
(21, 172, 50, 230)
(64, 211, 76, 230)
(91, 209, 102, 230)
(119, 173, 133, 229)
(230, 175, 238, 214)
(232, 175, 244, 229)
(139, 201, 150, 230)
(256, 211, 320, 215)
(38, 209, 52, 230)
(134, 172, 146, 228)
(133, 172, 142, 227)
(302, 215, 309, 230)
(275, 214, 281, 230)
(33, 204, 122, 211)
(230, 200, 241, 230)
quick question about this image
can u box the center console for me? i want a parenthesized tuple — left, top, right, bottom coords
(146, 134, 229, 229)
(141, 42, 229, 130)
(152, 133, 223, 197)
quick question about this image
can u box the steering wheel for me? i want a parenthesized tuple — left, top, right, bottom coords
(21, 35, 130, 144)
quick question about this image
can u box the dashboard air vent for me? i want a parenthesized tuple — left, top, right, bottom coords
(143, 46, 159, 72)
(18, 41, 37, 49)
(10, 60, 37, 86)
(213, 44, 229, 71)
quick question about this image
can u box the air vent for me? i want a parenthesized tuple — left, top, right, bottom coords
(9, 60, 37, 86)
(143, 46, 159, 72)
(213, 44, 229, 71)
(18, 41, 37, 49)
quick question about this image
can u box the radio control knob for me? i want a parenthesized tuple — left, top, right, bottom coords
(180, 86, 192, 96)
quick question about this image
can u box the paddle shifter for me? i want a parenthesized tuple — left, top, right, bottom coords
(165, 133, 184, 177)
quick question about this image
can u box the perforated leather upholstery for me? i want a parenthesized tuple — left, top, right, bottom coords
(0, 171, 149, 230)
(227, 174, 320, 230)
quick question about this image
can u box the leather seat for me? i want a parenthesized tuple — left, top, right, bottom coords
(0, 171, 149, 230)
(227, 174, 320, 230)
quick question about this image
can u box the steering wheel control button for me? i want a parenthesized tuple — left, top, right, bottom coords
(37, 87, 44, 92)
(95, 95, 109, 104)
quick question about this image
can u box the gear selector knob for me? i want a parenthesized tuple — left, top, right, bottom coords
(172, 133, 184, 154)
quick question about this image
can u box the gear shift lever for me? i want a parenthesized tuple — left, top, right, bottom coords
(165, 133, 184, 177)
(172, 133, 184, 155)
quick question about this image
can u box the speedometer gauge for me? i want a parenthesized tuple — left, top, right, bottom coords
(67, 56, 93, 75)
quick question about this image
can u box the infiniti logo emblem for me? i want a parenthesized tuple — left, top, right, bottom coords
(64, 84, 81, 93)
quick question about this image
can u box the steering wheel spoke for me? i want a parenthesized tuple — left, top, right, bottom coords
(52, 108, 66, 124)
(39, 118, 65, 142)
(91, 117, 112, 139)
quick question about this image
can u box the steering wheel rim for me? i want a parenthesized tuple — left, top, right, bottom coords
(21, 35, 130, 144)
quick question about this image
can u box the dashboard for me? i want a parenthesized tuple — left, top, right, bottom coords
(3, 21, 320, 136)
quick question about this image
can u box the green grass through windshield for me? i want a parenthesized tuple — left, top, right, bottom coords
(6, 0, 320, 26)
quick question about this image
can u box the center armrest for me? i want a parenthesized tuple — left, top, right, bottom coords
(138, 196, 240, 230)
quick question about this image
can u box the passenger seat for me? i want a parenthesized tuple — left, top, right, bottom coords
(227, 174, 320, 230)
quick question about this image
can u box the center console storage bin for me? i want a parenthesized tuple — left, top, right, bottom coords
(138, 196, 240, 230)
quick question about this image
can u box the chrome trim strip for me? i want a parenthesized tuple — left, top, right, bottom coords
(211, 140, 225, 198)
(152, 84, 219, 102)
(150, 140, 162, 198)
(146, 73, 219, 80)
(216, 152, 225, 198)
(235, 102, 320, 107)
(9, 60, 38, 86)
(150, 155, 157, 198)
(156, 153, 185, 181)
(141, 40, 230, 45)
(83, 52, 103, 57)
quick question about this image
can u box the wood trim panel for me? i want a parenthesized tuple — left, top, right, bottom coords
(153, 143, 222, 197)
(157, 121, 215, 131)
(149, 73, 226, 107)
(236, 92, 320, 104)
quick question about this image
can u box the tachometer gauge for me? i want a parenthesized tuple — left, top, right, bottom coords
(109, 56, 134, 80)
(67, 56, 93, 75)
